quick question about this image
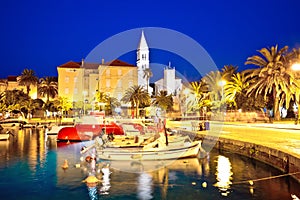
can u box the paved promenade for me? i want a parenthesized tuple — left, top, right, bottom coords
(168, 120, 300, 158)
(202, 121, 300, 159)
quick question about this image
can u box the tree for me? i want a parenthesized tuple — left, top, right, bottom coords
(95, 91, 121, 114)
(202, 70, 225, 110)
(224, 72, 249, 109)
(18, 69, 38, 95)
(245, 45, 299, 120)
(153, 90, 173, 112)
(190, 80, 210, 116)
(143, 68, 153, 93)
(38, 77, 58, 102)
(221, 65, 238, 81)
(54, 96, 72, 117)
(121, 85, 150, 118)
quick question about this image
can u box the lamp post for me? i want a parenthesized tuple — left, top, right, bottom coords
(218, 80, 226, 100)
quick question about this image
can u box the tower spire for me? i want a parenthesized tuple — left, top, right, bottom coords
(138, 30, 148, 50)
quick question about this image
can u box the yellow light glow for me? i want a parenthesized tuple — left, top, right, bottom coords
(292, 63, 300, 71)
(214, 155, 233, 196)
(218, 80, 226, 87)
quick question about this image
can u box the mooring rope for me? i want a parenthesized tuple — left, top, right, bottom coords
(232, 171, 300, 185)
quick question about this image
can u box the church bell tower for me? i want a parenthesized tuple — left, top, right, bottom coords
(136, 30, 150, 90)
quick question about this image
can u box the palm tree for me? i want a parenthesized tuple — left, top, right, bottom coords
(20, 98, 40, 118)
(143, 68, 153, 93)
(190, 80, 210, 116)
(18, 69, 38, 95)
(202, 70, 224, 104)
(121, 85, 150, 118)
(221, 65, 238, 81)
(224, 72, 249, 108)
(245, 45, 299, 120)
(38, 77, 58, 102)
(95, 91, 110, 111)
(153, 90, 173, 112)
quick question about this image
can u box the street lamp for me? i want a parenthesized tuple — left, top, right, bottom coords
(218, 80, 226, 100)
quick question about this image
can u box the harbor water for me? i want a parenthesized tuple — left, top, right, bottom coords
(0, 128, 299, 200)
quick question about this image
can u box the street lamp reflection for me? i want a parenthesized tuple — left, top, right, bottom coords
(214, 155, 233, 196)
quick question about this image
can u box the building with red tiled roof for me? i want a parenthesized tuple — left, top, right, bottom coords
(57, 58, 138, 115)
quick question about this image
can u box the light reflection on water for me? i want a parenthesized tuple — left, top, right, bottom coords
(0, 128, 300, 200)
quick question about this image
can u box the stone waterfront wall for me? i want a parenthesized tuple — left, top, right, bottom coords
(184, 131, 300, 183)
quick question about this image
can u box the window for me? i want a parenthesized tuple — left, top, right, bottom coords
(128, 80, 133, 87)
(65, 88, 69, 94)
(106, 69, 110, 76)
(106, 79, 110, 88)
(74, 77, 78, 83)
(74, 88, 78, 94)
(118, 69, 122, 76)
(65, 76, 69, 83)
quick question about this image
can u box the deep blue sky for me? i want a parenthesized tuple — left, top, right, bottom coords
(1, 0, 300, 81)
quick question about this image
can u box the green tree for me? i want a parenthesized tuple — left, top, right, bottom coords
(121, 85, 150, 118)
(38, 77, 58, 102)
(224, 72, 249, 109)
(190, 80, 210, 115)
(221, 65, 238, 81)
(18, 69, 38, 95)
(153, 90, 173, 112)
(202, 70, 225, 110)
(54, 96, 72, 117)
(245, 45, 299, 120)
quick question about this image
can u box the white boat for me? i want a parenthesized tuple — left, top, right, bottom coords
(0, 118, 28, 128)
(90, 135, 202, 161)
(0, 133, 10, 140)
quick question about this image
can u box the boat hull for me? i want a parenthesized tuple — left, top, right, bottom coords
(57, 122, 124, 142)
(95, 141, 201, 161)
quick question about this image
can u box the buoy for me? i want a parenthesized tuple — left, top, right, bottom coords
(83, 175, 100, 187)
(62, 160, 69, 170)
(85, 156, 93, 163)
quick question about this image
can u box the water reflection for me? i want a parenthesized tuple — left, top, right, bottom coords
(137, 172, 153, 200)
(214, 155, 233, 196)
(1, 129, 300, 200)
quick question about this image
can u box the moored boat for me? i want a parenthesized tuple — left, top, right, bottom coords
(89, 134, 202, 161)
(0, 118, 28, 128)
(57, 122, 124, 142)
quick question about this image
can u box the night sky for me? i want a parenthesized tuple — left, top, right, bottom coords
(1, 0, 300, 82)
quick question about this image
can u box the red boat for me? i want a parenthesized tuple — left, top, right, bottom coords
(57, 122, 124, 142)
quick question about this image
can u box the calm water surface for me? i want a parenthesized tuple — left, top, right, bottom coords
(0, 128, 299, 200)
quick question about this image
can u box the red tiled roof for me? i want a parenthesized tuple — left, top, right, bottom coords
(58, 61, 81, 68)
(104, 59, 135, 67)
(7, 76, 18, 82)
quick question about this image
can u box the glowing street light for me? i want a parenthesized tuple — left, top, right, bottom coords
(291, 62, 300, 71)
(218, 80, 226, 100)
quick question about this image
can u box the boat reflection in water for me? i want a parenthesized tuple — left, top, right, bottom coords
(91, 157, 210, 199)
